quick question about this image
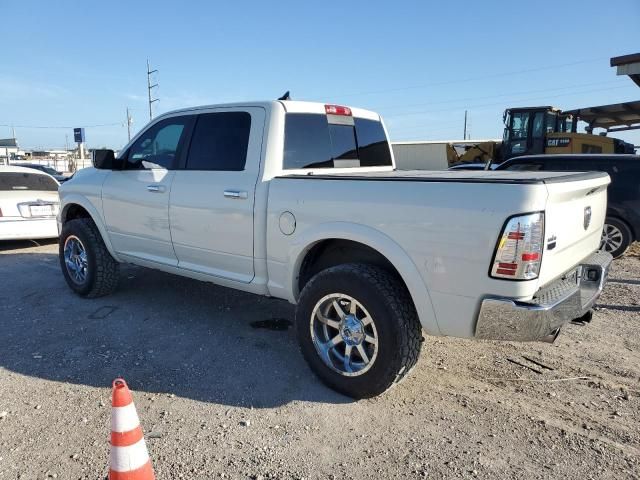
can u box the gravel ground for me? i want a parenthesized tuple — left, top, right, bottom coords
(0, 240, 638, 479)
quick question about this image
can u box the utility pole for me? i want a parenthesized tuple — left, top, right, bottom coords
(126, 107, 133, 141)
(463, 110, 468, 140)
(147, 59, 159, 121)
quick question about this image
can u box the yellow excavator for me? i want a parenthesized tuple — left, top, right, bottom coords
(453, 101, 639, 166)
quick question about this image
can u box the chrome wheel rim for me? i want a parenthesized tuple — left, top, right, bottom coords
(600, 223, 623, 253)
(310, 293, 379, 377)
(63, 235, 88, 284)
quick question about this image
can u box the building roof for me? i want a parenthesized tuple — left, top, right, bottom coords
(392, 139, 501, 145)
(610, 53, 640, 67)
(563, 100, 640, 132)
(0, 138, 18, 147)
(610, 53, 640, 87)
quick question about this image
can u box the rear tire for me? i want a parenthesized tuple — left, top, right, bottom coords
(295, 263, 422, 399)
(600, 217, 632, 259)
(59, 218, 119, 297)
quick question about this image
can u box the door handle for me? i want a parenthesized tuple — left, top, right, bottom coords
(223, 190, 248, 200)
(147, 185, 165, 193)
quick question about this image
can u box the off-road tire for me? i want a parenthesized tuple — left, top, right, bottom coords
(59, 218, 119, 297)
(295, 263, 422, 399)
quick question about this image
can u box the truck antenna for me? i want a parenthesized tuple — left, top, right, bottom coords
(278, 91, 291, 101)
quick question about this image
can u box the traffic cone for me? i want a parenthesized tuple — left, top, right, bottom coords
(108, 378, 155, 480)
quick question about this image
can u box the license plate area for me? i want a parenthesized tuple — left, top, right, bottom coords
(28, 204, 55, 217)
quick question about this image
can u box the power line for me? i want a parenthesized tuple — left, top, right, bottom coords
(390, 120, 485, 136)
(334, 57, 610, 98)
(387, 85, 636, 138)
(377, 79, 625, 113)
(0, 122, 122, 129)
(383, 84, 633, 119)
(388, 117, 467, 128)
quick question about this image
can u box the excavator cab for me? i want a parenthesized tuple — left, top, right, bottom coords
(459, 101, 636, 168)
(502, 106, 568, 160)
(502, 103, 636, 161)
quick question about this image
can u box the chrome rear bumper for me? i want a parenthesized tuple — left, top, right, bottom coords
(475, 251, 612, 342)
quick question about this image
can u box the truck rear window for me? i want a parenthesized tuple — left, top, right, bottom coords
(0, 172, 59, 191)
(284, 113, 392, 169)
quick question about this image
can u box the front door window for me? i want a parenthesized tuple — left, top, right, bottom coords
(126, 117, 192, 170)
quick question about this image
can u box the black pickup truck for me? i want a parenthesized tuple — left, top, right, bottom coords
(497, 154, 640, 258)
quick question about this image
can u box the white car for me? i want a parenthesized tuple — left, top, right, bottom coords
(0, 165, 60, 240)
(57, 100, 612, 398)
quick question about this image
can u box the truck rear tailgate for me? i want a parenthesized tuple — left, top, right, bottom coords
(538, 172, 610, 287)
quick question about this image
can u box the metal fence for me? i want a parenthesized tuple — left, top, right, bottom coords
(11, 157, 93, 173)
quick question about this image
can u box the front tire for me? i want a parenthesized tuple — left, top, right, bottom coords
(601, 217, 632, 259)
(59, 218, 119, 297)
(295, 263, 422, 399)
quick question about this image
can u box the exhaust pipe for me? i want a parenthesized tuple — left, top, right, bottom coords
(541, 328, 561, 344)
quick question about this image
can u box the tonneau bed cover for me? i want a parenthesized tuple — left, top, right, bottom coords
(277, 170, 608, 185)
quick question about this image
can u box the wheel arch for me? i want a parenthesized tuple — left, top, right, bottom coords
(288, 222, 441, 336)
(60, 195, 120, 261)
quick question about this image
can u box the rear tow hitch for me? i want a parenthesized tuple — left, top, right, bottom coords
(571, 309, 594, 326)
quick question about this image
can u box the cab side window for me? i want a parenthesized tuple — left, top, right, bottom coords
(126, 116, 193, 170)
(185, 112, 251, 171)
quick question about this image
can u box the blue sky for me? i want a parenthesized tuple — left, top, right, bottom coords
(2, 0, 639, 150)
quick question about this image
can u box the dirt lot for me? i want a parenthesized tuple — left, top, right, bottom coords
(0, 240, 638, 479)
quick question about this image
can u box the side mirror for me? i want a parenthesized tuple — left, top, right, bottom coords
(92, 149, 122, 170)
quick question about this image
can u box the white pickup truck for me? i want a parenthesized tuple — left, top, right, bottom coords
(58, 100, 612, 398)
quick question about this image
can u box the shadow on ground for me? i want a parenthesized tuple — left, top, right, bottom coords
(0, 238, 58, 251)
(608, 277, 640, 286)
(0, 248, 351, 408)
(596, 304, 640, 312)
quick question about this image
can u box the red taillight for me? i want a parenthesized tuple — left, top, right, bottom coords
(0, 207, 3, 217)
(496, 262, 518, 276)
(491, 212, 544, 280)
(325, 104, 352, 116)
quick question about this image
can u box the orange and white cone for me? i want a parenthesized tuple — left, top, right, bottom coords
(108, 378, 155, 480)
